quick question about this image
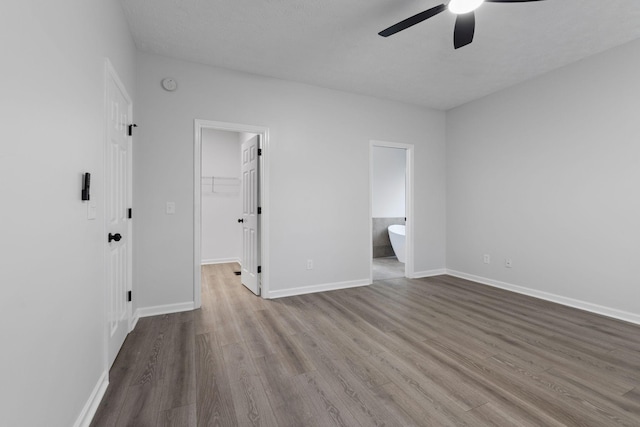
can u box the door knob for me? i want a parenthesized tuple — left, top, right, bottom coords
(237, 218, 244, 223)
(108, 233, 122, 242)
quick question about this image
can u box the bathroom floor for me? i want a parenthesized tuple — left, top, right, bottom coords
(372, 256, 405, 280)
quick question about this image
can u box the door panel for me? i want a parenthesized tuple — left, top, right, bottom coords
(240, 135, 260, 295)
(106, 63, 132, 368)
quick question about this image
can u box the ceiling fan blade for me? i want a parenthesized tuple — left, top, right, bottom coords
(454, 12, 475, 49)
(485, 0, 546, 3)
(379, 4, 447, 37)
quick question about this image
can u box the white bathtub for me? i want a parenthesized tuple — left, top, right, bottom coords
(388, 224, 406, 263)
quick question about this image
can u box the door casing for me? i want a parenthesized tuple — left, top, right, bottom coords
(193, 119, 270, 306)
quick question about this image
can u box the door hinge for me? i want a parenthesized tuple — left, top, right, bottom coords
(258, 266, 262, 274)
(258, 148, 262, 156)
(257, 207, 262, 214)
(128, 208, 132, 219)
(128, 124, 138, 136)
(127, 291, 132, 302)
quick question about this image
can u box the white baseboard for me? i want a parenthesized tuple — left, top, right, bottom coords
(201, 258, 240, 265)
(267, 279, 371, 299)
(73, 370, 108, 427)
(134, 302, 195, 319)
(411, 268, 447, 279)
(129, 312, 139, 332)
(446, 269, 640, 326)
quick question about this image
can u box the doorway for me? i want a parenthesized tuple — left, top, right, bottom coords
(199, 129, 245, 267)
(370, 140, 414, 281)
(193, 120, 270, 306)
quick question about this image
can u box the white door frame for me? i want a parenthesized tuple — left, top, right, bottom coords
(103, 58, 133, 370)
(193, 119, 270, 307)
(369, 140, 414, 281)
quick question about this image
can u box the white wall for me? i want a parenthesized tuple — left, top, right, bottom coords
(201, 128, 242, 263)
(372, 146, 406, 218)
(0, 1, 136, 426)
(134, 51, 446, 305)
(446, 38, 640, 320)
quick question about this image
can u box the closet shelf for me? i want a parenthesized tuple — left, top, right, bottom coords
(201, 176, 240, 195)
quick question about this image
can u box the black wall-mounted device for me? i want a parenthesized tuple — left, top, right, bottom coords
(82, 172, 91, 201)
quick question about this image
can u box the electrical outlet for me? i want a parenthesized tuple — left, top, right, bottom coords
(306, 259, 313, 270)
(505, 258, 512, 268)
(166, 202, 175, 215)
(483, 254, 491, 264)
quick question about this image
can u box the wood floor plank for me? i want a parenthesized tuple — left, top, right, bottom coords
(131, 315, 174, 387)
(193, 306, 215, 336)
(194, 332, 238, 427)
(116, 382, 164, 427)
(416, 290, 634, 382)
(157, 404, 196, 427)
(290, 370, 364, 427)
(159, 320, 196, 411)
(354, 286, 499, 361)
(92, 264, 640, 426)
(371, 350, 478, 425)
(296, 310, 392, 390)
(221, 341, 279, 426)
(546, 367, 640, 414)
(253, 354, 309, 427)
(487, 353, 640, 426)
(295, 328, 416, 427)
(260, 298, 305, 335)
(376, 382, 471, 427)
(545, 364, 635, 398)
(385, 329, 489, 411)
(435, 275, 640, 352)
(310, 295, 391, 356)
(252, 309, 314, 376)
(90, 326, 150, 427)
(401, 331, 568, 426)
(289, 306, 392, 390)
(210, 285, 244, 347)
(468, 401, 542, 427)
(236, 309, 279, 359)
(623, 388, 640, 405)
(607, 348, 640, 383)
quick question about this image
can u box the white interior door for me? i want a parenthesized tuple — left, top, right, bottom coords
(105, 61, 132, 368)
(240, 135, 260, 295)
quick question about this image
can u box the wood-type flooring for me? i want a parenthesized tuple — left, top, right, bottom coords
(91, 263, 640, 426)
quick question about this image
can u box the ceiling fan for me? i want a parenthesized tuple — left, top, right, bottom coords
(379, 0, 546, 49)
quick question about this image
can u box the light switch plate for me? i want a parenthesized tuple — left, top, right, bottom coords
(87, 201, 97, 220)
(166, 202, 176, 215)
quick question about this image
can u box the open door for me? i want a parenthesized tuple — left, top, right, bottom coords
(240, 135, 260, 294)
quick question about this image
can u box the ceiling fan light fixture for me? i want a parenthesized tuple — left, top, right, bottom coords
(448, 0, 485, 15)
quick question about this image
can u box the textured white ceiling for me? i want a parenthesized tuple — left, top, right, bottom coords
(120, 0, 640, 110)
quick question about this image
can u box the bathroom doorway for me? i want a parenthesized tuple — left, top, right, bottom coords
(370, 140, 414, 281)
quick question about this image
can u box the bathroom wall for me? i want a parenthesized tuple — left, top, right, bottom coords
(372, 146, 406, 258)
(201, 129, 242, 264)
